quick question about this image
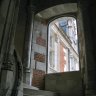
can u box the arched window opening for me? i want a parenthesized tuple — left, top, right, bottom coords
(48, 17, 79, 73)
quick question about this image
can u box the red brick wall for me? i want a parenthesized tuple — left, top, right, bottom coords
(32, 69, 45, 89)
(60, 44, 66, 72)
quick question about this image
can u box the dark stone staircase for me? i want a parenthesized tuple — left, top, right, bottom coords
(23, 71, 83, 96)
(23, 83, 57, 96)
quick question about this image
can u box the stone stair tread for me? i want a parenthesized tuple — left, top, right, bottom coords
(24, 88, 57, 96)
(23, 83, 39, 90)
(24, 94, 45, 96)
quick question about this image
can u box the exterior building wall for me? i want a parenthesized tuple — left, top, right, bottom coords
(45, 71, 82, 96)
(54, 42, 58, 71)
(64, 48, 69, 71)
(48, 17, 79, 73)
(60, 43, 66, 72)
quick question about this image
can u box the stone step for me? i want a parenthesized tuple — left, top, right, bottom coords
(24, 95, 44, 96)
(23, 83, 39, 90)
(24, 88, 57, 96)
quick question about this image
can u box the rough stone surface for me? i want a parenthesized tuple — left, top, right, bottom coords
(45, 71, 83, 96)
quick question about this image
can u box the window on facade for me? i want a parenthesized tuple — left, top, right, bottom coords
(48, 17, 79, 73)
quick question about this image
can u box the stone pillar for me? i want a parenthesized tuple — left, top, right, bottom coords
(79, 0, 96, 95)
(0, 0, 22, 96)
(22, 5, 35, 85)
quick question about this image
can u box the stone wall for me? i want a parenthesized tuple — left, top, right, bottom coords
(80, 1, 96, 94)
(45, 71, 83, 96)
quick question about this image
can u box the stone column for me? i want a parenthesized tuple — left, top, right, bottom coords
(22, 5, 35, 85)
(0, 0, 22, 96)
